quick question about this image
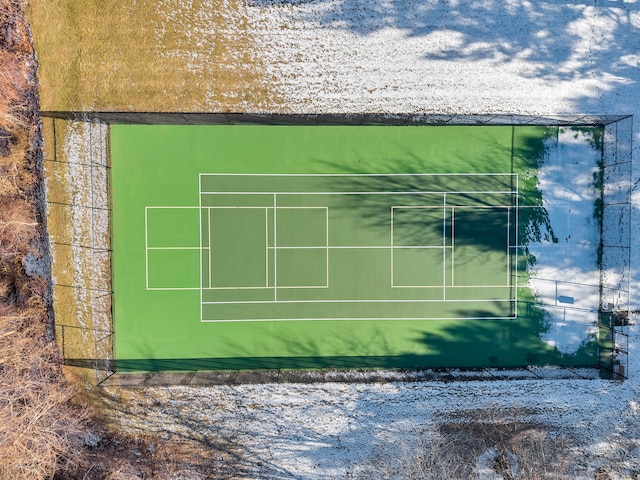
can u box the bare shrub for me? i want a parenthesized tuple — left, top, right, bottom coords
(354, 407, 585, 480)
(0, 1, 89, 478)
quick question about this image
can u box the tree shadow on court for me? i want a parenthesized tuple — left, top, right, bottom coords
(317, 127, 558, 268)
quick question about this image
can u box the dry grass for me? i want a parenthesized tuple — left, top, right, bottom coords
(0, 1, 86, 477)
(1, 2, 242, 478)
(27, 0, 282, 112)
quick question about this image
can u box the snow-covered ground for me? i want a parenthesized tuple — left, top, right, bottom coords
(531, 128, 603, 355)
(100, 1, 640, 478)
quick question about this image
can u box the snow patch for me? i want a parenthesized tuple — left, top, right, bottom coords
(528, 129, 601, 354)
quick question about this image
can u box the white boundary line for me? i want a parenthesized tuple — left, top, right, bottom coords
(144, 207, 149, 289)
(390, 205, 394, 286)
(201, 190, 516, 196)
(266, 245, 448, 249)
(326, 207, 329, 287)
(200, 283, 512, 291)
(265, 207, 269, 288)
(507, 206, 511, 285)
(208, 207, 213, 288)
(443, 193, 447, 300)
(202, 298, 513, 305)
(200, 316, 517, 323)
(273, 193, 277, 301)
(148, 287, 200, 291)
(199, 173, 517, 177)
(147, 246, 201, 250)
(145, 206, 201, 209)
(199, 177, 203, 321)
(451, 205, 455, 287)
(515, 175, 520, 312)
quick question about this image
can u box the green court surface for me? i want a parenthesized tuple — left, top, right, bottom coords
(111, 125, 598, 371)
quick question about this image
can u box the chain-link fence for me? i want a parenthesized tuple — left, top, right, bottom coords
(599, 115, 633, 379)
(45, 113, 632, 382)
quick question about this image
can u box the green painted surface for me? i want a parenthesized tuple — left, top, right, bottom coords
(111, 125, 599, 371)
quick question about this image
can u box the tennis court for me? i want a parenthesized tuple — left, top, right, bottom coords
(146, 173, 518, 322)
(111, 124, 600, 371)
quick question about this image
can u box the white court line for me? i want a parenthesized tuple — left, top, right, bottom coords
(392, 284, 512, 289)
(203, 286, 274, 290)
(273, 193, 277, 301)
(202, 316, 516, 323)
(199, 173, 517, 177)
(205, 317, 516, 323)
(144, 207, 149, 290)
(198, 206, 328, 209)
(202, 285, 328, 291)
(201, 190, 517, 196)
(449, 205, 514, 208)
(147, 246, 201, 250)
(265, 207, 269, 288)
(515, 176, 519, 311)
(201, 283, 509, 291)
(202, 298, 513, 305)
(265, 245, 450, 249)
(443, 193, 447, 300)
(451, 206, 455, 287)
(199, 178, 203, 321)
(208, 207, 213, 288)
(275, 285, 328, 289)
(507, 206, 511, 286)
(145, 206, 200, 209)
(149, 287, 201, 291)
(390, 206, 394, 286)
(326, 207, 329, 287)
